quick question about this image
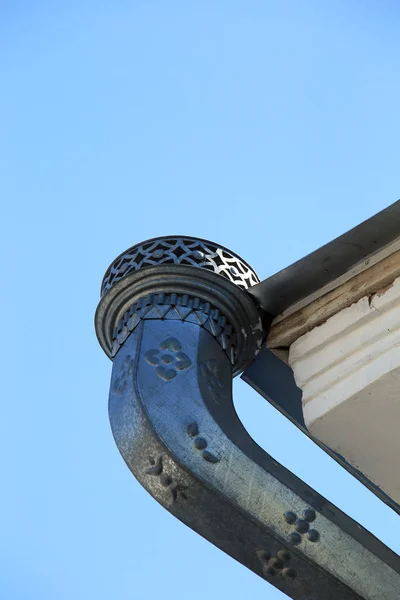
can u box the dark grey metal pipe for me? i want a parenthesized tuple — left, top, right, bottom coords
(95, 236, 400, 600)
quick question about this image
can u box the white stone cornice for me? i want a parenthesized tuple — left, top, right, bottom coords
(289, 276, 400, 502)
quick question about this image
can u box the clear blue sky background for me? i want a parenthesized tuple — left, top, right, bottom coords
(2, 2, 399, 599)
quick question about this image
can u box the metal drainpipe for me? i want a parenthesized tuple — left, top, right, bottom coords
(95, 236, 400, 600)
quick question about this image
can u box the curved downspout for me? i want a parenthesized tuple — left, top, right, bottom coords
(95, 236, 400, 600)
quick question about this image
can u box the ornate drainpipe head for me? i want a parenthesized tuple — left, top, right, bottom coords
(95, 236, 265, 375)
(95, 236, 400, 600)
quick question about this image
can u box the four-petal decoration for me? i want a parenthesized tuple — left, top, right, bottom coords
(145, 337, 192, 381)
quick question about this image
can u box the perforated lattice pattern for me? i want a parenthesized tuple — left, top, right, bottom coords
(101, 237, 259, 296)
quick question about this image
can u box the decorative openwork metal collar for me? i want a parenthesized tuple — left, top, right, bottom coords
(95, 235, 400, 600)
(100, 235, 260, 297)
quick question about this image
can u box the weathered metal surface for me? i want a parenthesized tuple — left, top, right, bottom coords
(248, 200, 400, 316)
(95, 236, 400, 599)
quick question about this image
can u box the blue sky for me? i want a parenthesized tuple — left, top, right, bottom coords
(2, 2, 399, 599)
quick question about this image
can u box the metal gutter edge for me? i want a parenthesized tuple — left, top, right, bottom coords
(248, 200, 400, 316)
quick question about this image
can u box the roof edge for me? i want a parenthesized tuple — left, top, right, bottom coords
(249, 200, 400, 316)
